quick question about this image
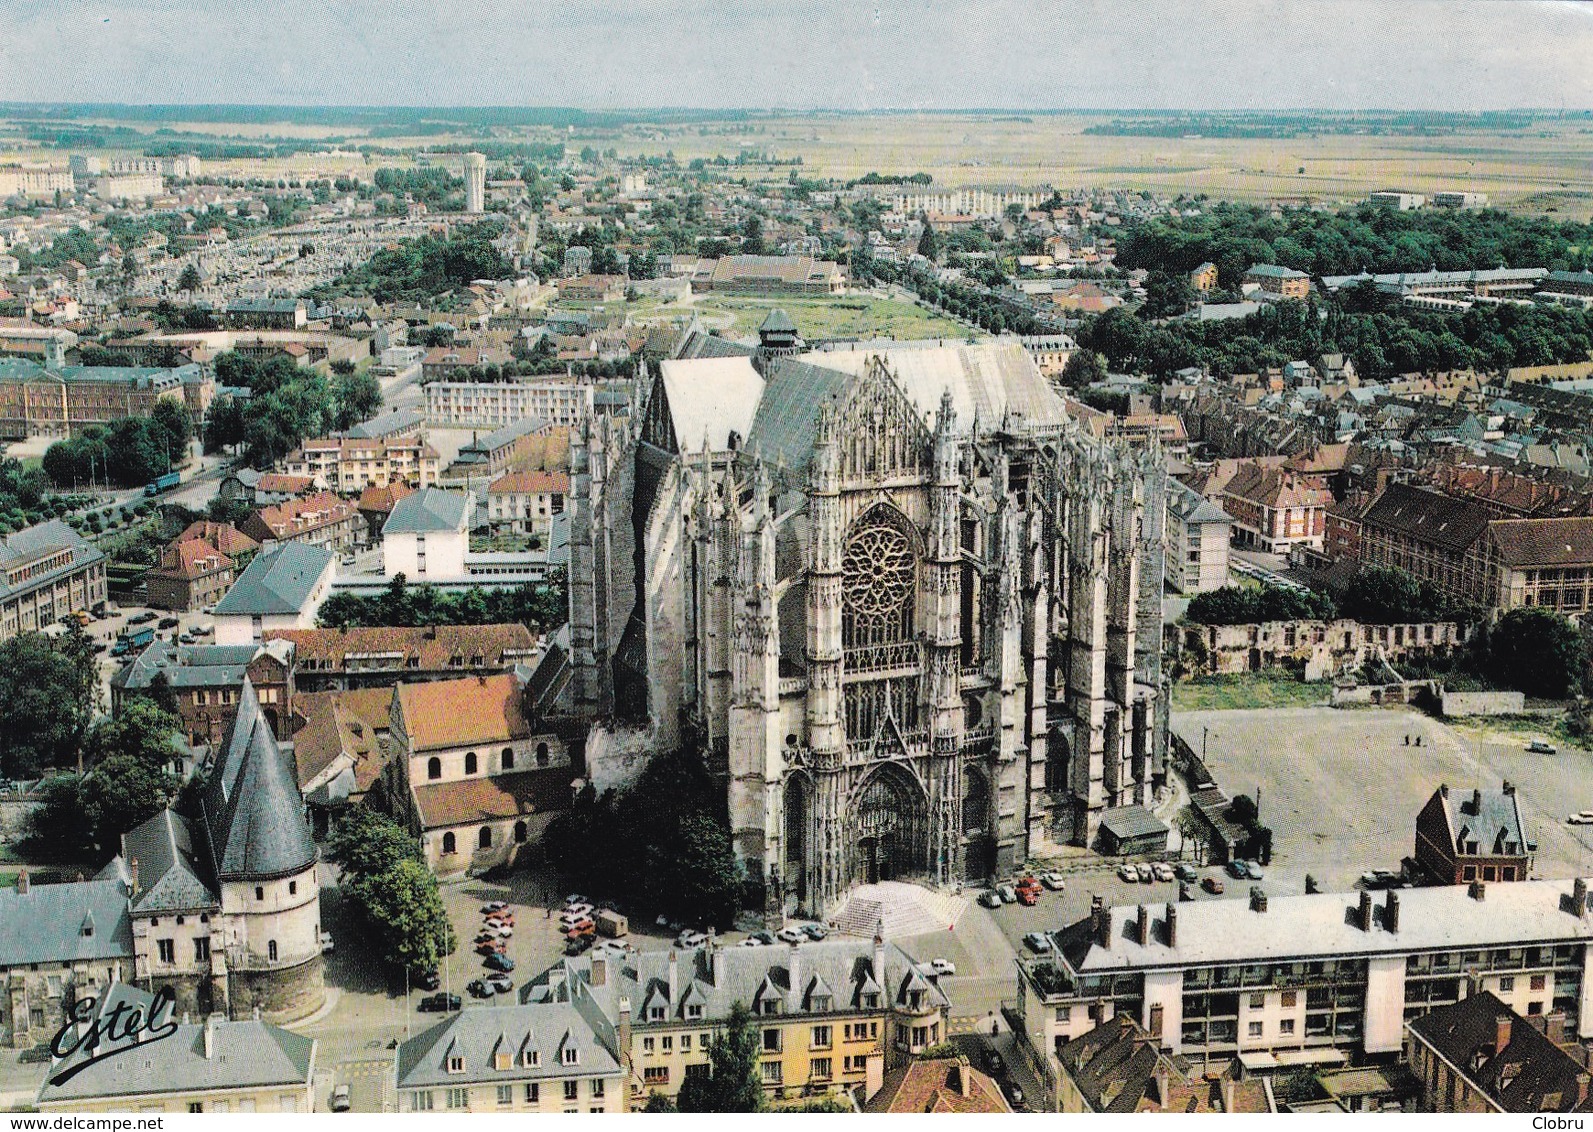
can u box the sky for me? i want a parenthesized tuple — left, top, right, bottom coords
(1, 0, 1590, 111)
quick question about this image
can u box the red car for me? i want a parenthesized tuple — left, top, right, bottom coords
(1201, 877, 1225, 895)
(565, 922, 596, 941)
(1016, 887, 1039, 906)
(475, 939, 507, 956)
(486, 911, 515, 928)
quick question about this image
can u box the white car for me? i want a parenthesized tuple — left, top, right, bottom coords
(978, 890, 1003, 909)
(563, 902, 594, 919)
(1569, 811, 1593, 825)
(1152, 862, 1175, 882)
(1040, 872, 1065, 891)
(1135, 863, 1155, 883)
(776, 927, 805, 944)
(1117, 863, 1138, 883)
(929, 958, 957, 977)
(676, 930, 708, 949)
(319, 930, 334, 955)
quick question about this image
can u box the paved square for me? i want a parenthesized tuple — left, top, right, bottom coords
(1172, 705, 1593, 893)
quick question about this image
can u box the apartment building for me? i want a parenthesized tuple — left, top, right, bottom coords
(500, 937, 948, 1107)
(485, 470, 569, 539)
(1219, 464, 1332, 553)
(240, 491, 362, 554)
(0, 519, 106, 641)
(451, 417, 561, 478)
(281, 435, 440, 492)
(425, 377, 594, 430)
(267, 623, 537, 692)
(1165, 479, 1231, 593)
(387, 672, 570, 875)
(1483, 517, 1593, 615)
(1015, 878, 1593, 1093)
(213, 542, 336, 646)
(0, 358, 196, 440)
(145, 527, 254, 612)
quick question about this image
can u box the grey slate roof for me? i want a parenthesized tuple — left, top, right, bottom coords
(214, 541, 334, 616)
(36, 982, 314, 1106)
(1168, 479, 1232, 527)
(345, 407, 425, 439)
(396, 1001, 622, 1089)
(199, 679, 317, 881)
(460, 416, 550, 454)
(1441, 786, 1531, 858)
(116, 809, 219, 914)
(0, 877, 134, 968)
(110, 641, 270, 693)
(0, 519, 104, 602)
(760, 307, 798, 334)
(744, 357, 853, 479)
(384, 487, 472, 535)
(521, 938, 947, 1026)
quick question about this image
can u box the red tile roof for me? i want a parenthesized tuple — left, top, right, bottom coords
(1488, 517, 1593, 568)
(397, 672, 532, 752)
(411, 768, 569, 829)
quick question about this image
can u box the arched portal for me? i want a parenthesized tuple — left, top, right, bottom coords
(962, 766, 995, 881)
(851, 763, 928, 884)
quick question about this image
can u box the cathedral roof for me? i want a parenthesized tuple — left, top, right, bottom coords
(744, 357, 853, 478)
(200, 679, 317, 881)
(657, 356, 764, 452)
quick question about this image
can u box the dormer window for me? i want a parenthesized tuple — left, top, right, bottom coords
(447, 1055, 465, 1074)
(811, 995, 831, 1013)
(758, 999, 781, 1017)
(861, 993, 880, 1010)
(686, 1004, 704, 1020)
(494, 1052, 511, 1071)
(648, 1006, 665, 1022)
(908, 991, 924, 1010)
(521, 1050, 539, 1068)
(562, 1047, 579, 1066)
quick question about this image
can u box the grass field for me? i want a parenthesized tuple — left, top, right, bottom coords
(1171, 673, 1333, 712)
(622, 291, 973, 342)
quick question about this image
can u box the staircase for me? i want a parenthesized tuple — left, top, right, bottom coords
(827, 881, 968, 939)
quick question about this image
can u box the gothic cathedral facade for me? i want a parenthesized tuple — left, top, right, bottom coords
(569, 338, 1168, 916)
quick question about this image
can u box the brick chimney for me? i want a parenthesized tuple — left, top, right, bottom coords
(1385, 891, 1400, 934)
(787, 941, 802, 1012)
(591, 955, 606, 987)
(1250, 888, 1268, 914)
(1577, 1072, 1590, 1108)
(955, 1055, 974, 1098)
(203, 1014, 216, 1059)
(130, 857, 140, 895)
(1137, 904, 1151, 944)
(1574, 879, 1588, 919)
(1472, 788, 1482, 815)
(1502, 779, 1515, 796)
(1440, 783, 1449, 798)
(1358, 890, 1373, 931)
(1495, 1014, 1513, 1056)
(15, 869, 27, 895)
(667, 949, 678, 1007)
(1165, 903, 1177, 948)
(1469, 879, 1487, 901)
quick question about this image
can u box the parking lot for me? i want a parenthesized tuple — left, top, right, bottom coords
(1174, 705, 1593, 893)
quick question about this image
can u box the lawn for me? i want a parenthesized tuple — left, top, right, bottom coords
(626, 291, 973, 343)
(1171, 674, 1333, 713)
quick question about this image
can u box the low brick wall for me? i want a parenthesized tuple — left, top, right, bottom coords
(1440, 690, 1527, 717)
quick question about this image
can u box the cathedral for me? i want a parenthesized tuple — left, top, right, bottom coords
(568, 325, 1169, 915)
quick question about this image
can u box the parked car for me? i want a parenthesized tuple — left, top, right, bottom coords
(1174, 863, 1198, 882)
(329, 1084, 351, 1112)
(475, 940, 507, 956)
(739, 937, 764, 947)
(1016, 875, 1040, 892)
(1529, 739, 1559, 754)
(1040, 872, 1065, 891)
(1152, 862, 1175, 882)
(483, 952, 515, 973)
(562, 902, 594, 920)
(558, 912, 593, 930)
(319, 930, 334, 954)
(1116, 863, 1138, 883)
(481, 901, 509, 914)
(750, 931, 776, 945)
(565, 935, 594, 956)
(801, 924, 829, 941)
(1016, 886, 1038, 906)
(1226, 860, 1249, 879)
(1570, 811, 1593, 826)
(129, 612, 156, 625)
(1135, 863, 1154, 883)
(418, 992, 460, 1013)
(929, 958, 956, 976)
(486, 973, 515, 994)
(486, 910, 515, 927)
(467, 978, 493, 999)
(1022, 932, 1050, 953)
(157, 617, 179, 630)
(413, 969, 440, 991)
(1360, 868, 1403, 888)
(1004, 1080, 1025, 1108)
(986, 1050, 1005, 1076)
(565, 921, 596, 940)
(1202, 877, 1225, 895)
(776, 927, 805, 944)
(565, 894, 590, 907)
(676, 929, 708, 948)
(996, 885, 1018, 903)
(1242, 860, 1265, 881)
(978, 890, 1003, 908)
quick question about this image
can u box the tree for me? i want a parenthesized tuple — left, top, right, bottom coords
(1339, 565, 1452, 624)
(658, 814, 742, 928)
(327, 808, 422, 878)
(332, 370, 383, 431)
(86, 698, 181, 772)
(641, 1092, 678, 1113)
(0, 633, 95, 777)
(329, 358, 357, 377)
(676, 1003, 765, 1113)
(348, 858, 457, 975)
(1174, 805, 1207, 863)
(78, 756, 180, 858)
(151, 398, 193, 460)
(1140, 270, 1197, 320)
(1483, 607, 1588, 699)
(1059, 349, 1108, 391)
(917, 216, 940, 262)
(176, 264, 203, 293)
(121, 253, 139, 285)
(26, 776, 96, 862)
